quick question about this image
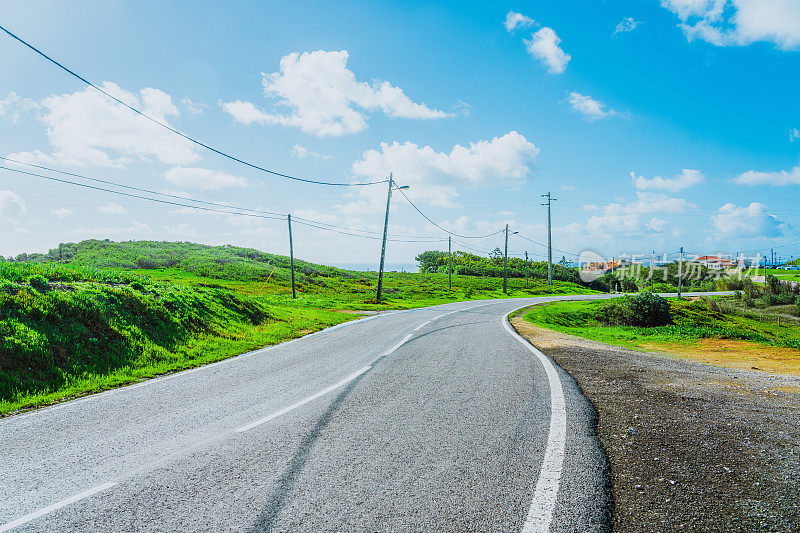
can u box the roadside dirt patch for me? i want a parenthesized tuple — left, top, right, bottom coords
(511, 316, 800, 532)
(641, 338, 800, 375)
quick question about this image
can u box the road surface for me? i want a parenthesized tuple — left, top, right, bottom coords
(2, 295, 617, 532)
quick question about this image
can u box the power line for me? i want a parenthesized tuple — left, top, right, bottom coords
(1, 157, 444, 240)
(395, 186, 504, 239)
(0, 24, 385, 188)
(0, 156, 286, 217)
(0, 165, 445, 244)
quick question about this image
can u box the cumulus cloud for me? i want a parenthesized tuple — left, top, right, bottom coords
(0, 190, 26, 232)
(0, 91, 39, 123)
(790, 128, 799, 142)
(631, 169, 705, 191)
(613, 17, 641, 35)
(8, 82, 199, 168)
(505, 11, 535, 32)
(735, 164, 800, 186)
(165, 166, 248, 190)
(98, 203, 128, 214)
(661, 0, 800, 50)
(567, 92, 616, 121)
(222, 50, 449, 137)
(712, 202, 785, 237)
(347, 131, 539, 212)
(577, 191, 694, 238)
(524, 27, 571, 73)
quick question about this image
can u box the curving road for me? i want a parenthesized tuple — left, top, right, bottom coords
(1, 295, 619, 532)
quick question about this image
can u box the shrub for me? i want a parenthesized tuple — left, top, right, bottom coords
(129, 281, 146, 292)
(795, 299, 800, 318)
(597, 293, 672, 327)
(625, 292, 672, 326)
(743, 293, 755, 308)
(28, 275, 49, 292)
(0, 280, 20, 294)
(767, 275, 781, 295)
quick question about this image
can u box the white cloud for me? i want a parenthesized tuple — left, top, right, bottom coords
(790, 128, 799, 142)
(524, 27, 571, 74)
(291, 144, 331, 161)
(181, 97, 208, 115)
(348, 131, 538, 211)
(712, 202, 785, 237)
(0, 190, 26, 232)
(222, 50, 449, 137)
(505, 11, 535, 32)
(165, 166, 248, 190)
(631, 169, 705, 191)
(567, 92, 616, 121)
(613, 17, 641, 35)
(99, 203, 128, 214)
(735, 164, 800, 186)
(9, 82, 199, 168)
(662, 0, 800, 50)
(0, 91, 39, 123)
(646, 217, 668, 232)
(51, 208, 73, 219)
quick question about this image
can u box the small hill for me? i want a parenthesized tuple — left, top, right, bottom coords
(9, 239, 362, 283)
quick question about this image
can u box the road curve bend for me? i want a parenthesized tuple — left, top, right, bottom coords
(2, 295, 620, 532)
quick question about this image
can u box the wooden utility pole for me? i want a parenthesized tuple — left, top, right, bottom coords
(542, 192, 556, 285)
(503, 224, 509, 294)
(448, 236, 452, 290)
(287, 214, 296, 299)
(376, 173, 393, 304)
(678, 246, 684, 298)
(525, 251, 528, 286)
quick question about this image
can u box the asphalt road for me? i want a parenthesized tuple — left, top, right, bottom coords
(1, 295, 619, 532)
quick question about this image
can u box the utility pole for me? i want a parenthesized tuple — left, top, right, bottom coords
(678, 246, 684, 298)
(287, 214, 296, 299)
(525, 251, 529, 286)
(542, 192, 556, 285)
(448, 236, 452, 291)
(503, 224, 509, 294)
(376, 173, 393, 304)
(651, 250, 655, 290)
(611, 255, 615, 293)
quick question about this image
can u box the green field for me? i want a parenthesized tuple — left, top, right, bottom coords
(521, 296, 800, 352)
(749, 267, 800, 282)
(0, 240, 596, 415)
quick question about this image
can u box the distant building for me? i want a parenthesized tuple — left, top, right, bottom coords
(694, 255, 735, 270)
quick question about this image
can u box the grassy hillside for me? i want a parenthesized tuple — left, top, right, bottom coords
(0, 240, 596, 415)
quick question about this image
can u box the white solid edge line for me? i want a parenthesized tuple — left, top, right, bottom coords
(502, 310, 567, 533)
(0, 482, 116, 532)
(235, 365, 372, 433)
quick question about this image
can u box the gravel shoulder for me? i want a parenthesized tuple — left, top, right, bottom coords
(511, 315, 800, 532)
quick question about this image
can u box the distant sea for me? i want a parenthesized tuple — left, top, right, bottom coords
(331, 262, 419, 273)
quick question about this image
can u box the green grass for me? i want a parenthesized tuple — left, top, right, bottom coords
(750, 268, 800, 282)
(522, 297, 800, 352)
(1, 240, 598, 415)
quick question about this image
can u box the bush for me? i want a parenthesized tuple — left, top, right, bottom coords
(597, 293, 672, 327)
(28, 274, 49, 292)
(743, 293, 755, 308)
(0, 280, 20, 294)
(795, 299, 800, 318)
(625, 292, 672, 326)
(129, 281, 146, 292)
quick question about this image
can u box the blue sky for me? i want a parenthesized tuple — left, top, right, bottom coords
(1, 0, 799, 267)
